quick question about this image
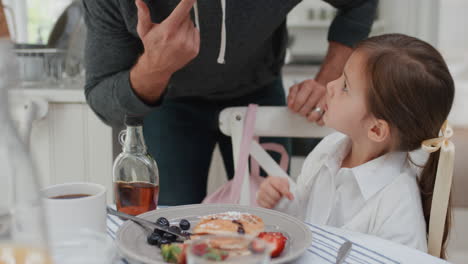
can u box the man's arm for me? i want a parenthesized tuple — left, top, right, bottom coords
(325, 0, 379, 48)
(317, 0, 378, 84)
(83, 0, 157, 126)
(287, 0, 378, 124)
(314, 41, 353, 86)
(83, 0, 199, 126)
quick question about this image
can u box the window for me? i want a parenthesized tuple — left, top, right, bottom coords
(27, 0, 74, 44)
(2, 0, 73, 43)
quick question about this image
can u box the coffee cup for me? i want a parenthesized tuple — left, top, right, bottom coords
(41, 182, 107, 241)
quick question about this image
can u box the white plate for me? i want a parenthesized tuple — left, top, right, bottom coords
(115, 204, 313, 264)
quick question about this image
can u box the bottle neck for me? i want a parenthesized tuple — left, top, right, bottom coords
(123, 126, 147, 153)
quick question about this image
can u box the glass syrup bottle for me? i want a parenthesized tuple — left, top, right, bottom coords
(113, 115, 159, 216)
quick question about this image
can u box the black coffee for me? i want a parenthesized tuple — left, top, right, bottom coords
(50, 194, 91, 199)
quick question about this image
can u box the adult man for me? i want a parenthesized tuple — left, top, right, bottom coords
(83, 0, 378, 205)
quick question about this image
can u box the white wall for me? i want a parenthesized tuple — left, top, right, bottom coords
(438, 0, 468, 62)
(378, 0, 440, 46)
(437, 0, 468, 128)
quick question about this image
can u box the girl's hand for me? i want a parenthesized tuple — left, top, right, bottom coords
(257, 176, 294, 209)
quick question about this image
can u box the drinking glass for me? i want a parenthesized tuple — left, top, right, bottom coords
(51, 229, 116, 264)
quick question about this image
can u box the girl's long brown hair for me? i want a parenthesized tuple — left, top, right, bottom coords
(356, 34, 455, 258)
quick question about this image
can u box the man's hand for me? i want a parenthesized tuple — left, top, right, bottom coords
(288, 79, 327, 125)
(130, 0, 200, 103)
(287, 41, 353, 125)
(257, 176, 294, 209)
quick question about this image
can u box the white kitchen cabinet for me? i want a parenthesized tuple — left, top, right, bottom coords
(8, 83, 114, 203)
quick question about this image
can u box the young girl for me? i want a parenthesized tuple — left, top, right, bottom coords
(256, 34, 454, 256)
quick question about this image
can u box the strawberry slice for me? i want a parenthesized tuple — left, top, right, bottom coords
(191, 243, 208, 256)
(258, 232, 287, 258)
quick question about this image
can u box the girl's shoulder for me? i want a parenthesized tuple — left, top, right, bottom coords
(386, 162, 420, 193)
(374, 164, 423, 221)
(370, 167, 427, 251)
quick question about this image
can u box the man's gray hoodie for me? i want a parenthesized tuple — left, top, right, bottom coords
(83, 0, 378, 126)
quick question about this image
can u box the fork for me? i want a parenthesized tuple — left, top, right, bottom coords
(336, 240, 352, 264)
(106, 207, 189, 241)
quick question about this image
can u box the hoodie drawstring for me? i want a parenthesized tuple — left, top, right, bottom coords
(217, 0, 226, 64)
(193, 0, 226, 64)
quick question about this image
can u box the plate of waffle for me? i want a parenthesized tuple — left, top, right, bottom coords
(115, 204, 312, 264)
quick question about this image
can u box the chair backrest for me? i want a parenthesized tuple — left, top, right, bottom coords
(218, 106, 333, 205)
(427, 143, 455, 258)
(420, 121, 455, 258)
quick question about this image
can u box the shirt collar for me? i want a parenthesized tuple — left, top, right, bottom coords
(351, 151, 408, 200)
(323, 133, 408, 201)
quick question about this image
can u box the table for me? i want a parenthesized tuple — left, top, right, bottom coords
(106, 211, 449, 264)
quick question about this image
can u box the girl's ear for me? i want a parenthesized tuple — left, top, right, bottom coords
(368, 118, 391, 143)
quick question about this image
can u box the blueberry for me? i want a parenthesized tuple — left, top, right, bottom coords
(181, 231, 191, 237)
(169, 225, 181, 233)
(154, 228, 164, 235)
(156, 217, 170, 227)
(158, 238, 171, 247)
(237, 226, 245, 234)
(179, 219, 190, 230)
(147, 232, 161, 246)
(163, 231, 176, 241)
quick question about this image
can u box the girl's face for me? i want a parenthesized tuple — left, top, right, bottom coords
(323, 51, 373, 138)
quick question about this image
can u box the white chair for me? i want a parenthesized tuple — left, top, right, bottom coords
(220, 106, 454, 259)
(218, 106, 333, 205)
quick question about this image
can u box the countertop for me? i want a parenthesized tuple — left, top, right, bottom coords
(8, 78, 86, 103)
(5, 64, 320, 104)
(6, 67, 467, 129)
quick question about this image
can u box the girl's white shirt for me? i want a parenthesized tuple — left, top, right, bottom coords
(275, 132, 428, 252)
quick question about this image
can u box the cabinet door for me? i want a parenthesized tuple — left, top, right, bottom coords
(30, 103, 114, 203)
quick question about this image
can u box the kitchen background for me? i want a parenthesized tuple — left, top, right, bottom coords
(1, 0, 467, 263)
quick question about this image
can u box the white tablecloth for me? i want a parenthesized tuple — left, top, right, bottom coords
(106, 211, 449, 264)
